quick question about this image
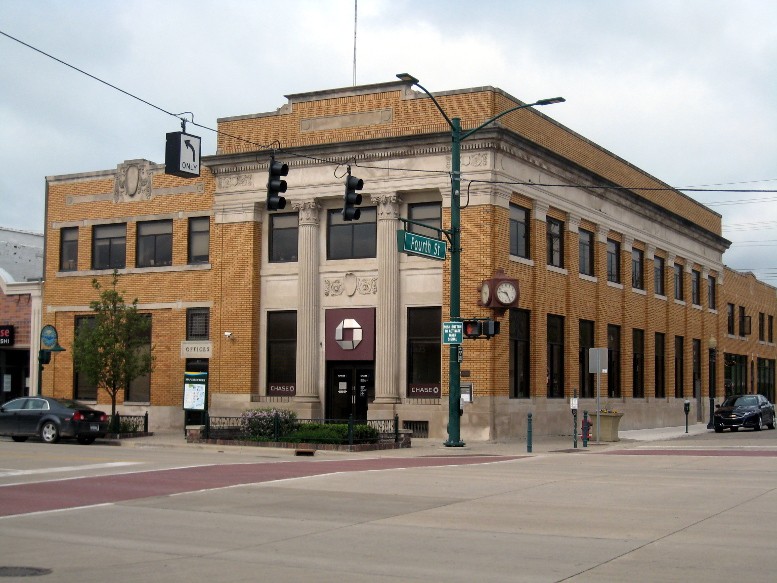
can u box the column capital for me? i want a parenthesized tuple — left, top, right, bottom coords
(292, 200, 321, 225)
(371, 193, 402, 220)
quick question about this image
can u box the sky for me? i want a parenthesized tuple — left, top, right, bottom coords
(1, 0, 776, 282)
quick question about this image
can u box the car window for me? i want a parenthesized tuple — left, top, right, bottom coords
(1, 399, 27, 411)
(735, 396, 757, 407)
(23, 399, 47, 410)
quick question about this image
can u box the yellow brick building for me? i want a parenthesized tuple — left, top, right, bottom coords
(40, 79, 776, 438)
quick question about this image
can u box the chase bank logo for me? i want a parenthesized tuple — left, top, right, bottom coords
(335, 319, 362, 350)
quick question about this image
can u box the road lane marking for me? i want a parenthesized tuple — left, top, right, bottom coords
(0, 461, 142, 478)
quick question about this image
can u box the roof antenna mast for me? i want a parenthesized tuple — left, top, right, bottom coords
(352, 0, 358, 86)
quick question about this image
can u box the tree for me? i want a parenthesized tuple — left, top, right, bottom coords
(72, 271, 154, 427)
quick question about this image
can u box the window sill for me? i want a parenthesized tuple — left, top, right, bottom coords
(692, 303, 702, 311)
(674, 299, 686, 306)
(631, 287, 647, 296)
(579, 273, 597, 283)
(607, 281, 623, 290)
(510, 255, 534, 267)
(546, 265, 568, 276)
(655, 293, 667, 301)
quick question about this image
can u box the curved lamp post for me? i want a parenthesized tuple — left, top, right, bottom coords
(397, 73, 564, 446)
(708, 337, 717, 429)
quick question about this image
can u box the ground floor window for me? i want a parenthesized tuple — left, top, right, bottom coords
(724, 353, 747, 396)
(633, 329, 644, 398)
(126, 315, 152, 402)
(579, 320, 594, 398)
(267, 311, 297, 396)
(655, 333, 665, 398)
(674, 336, 684, 398)
(73, 316, 97, 400)
(608, 325, 621, 398)
(547, 315, 564, 398)
(407, 307, 441, 397)
(510, 309, 530, 398)
(758, 358, 776, 403)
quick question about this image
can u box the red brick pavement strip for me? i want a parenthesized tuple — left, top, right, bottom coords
(0, 455, 524, 518)
(604, 449, 777, 457)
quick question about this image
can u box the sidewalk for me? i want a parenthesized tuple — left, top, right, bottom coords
(115, 422, 713, 456)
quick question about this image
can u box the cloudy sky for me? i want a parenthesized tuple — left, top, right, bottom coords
(2, 0, 776, 281)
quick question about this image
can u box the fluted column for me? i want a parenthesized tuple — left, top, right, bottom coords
(293, 200, 321, 404)
(372, 193, 401, 404)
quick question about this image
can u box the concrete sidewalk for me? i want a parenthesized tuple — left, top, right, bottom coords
(117, 421, 713, 456)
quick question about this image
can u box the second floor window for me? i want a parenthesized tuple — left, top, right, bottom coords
(708, 275, 717, 309)
(674, 264, 684, 301)
(510, 205, 530, 258)
(60, 227, 78, 271)
(546, 218, 563, 268)
(691, 270, 701, 305)
(408, 202, 442, 240)
(654, 256, 665, 295)
(137, 220, 172, 268)
(327, 208, 377, 260)
(727, 304, 735, 335)
(188, 216, 210, 264)
(579, 229, 594, 276)
(92, 223, 126, 270)
(631, 248, 644, 289)
(269, 213, 299, 263)
(607, 239, 620, 283)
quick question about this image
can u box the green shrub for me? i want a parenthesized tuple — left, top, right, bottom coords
(285, 422, 380, 444)
(240, 408, 299, 439)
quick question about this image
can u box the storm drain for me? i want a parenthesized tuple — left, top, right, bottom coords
(0, 567, 52, 577)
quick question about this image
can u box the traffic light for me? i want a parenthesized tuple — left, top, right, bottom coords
(266, 156, 288, 211)
(343, 167, 363, 221)
(463, 320, 483, 339)
(482, 319, 501, 339)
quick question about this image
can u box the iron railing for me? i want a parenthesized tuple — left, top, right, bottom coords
(109, 412, 149, 434)
(204, 413, 400, 445)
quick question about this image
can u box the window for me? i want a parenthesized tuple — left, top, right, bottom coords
(692, 338, 701, 403)
(769, 315, 774, 343)
(724, 353, 747, 396)
(92, 223, 126, 270)
(186, 308, 210, 340)
(578, 229, 594, 276)
(757, 358, 775, 403)
(73, 316, 97, 400)
(407, 307, 442, 396)
(655, 332, 665, 398)
(738, 306, 748, 337)
(708, 275, 717, 309)
(188, 216, 210, 264)
(136, 220, 172, 268)
(126, 314, 151, 403)
(631, 248, 643, 289)
(547, 315, 564, 398)
(408, 202, 442, 240)
(759, 313, 766, 342)
(606, 239, 620, 283)
(60, 227, 78, 271)
(608, 325, 621, 398)
(691, 270, 701, 305)
(510, 309, 531, 398)
(675, 336, 684, 398)
(509, 205, 530, 258)
(267, 311, 297, 395)
(327, 208, 377, 260)
(579, 320, 595, 398)
(269, 213, 298, 263)
(633, 329, 645, 398)
(546, 218, 563, 267)
(674, 264, 684, 301)
(727, 304, 735, 335)
(654, 256, 665, 295)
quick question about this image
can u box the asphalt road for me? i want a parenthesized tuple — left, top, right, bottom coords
(1, 429, 776, 582)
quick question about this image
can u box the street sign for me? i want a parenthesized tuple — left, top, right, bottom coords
(397, 230, 446, 261)
(442, 321, 463, 345)
(589, 347, 608, 373)
(165, 131, 201, 178)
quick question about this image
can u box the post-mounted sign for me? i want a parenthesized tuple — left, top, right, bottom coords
(165, 131, 201, 178)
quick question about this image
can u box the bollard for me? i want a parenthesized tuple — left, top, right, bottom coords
(527, 412, 533, 453)
(582, 410, 589, 448)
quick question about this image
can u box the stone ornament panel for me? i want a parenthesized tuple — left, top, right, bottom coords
(324, 273, 378, 297)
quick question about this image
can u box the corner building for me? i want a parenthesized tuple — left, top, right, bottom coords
(41, 80, 776, 437)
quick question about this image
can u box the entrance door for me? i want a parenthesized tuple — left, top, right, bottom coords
(326, 363, 373, 421)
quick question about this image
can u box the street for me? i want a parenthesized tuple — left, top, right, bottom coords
(0, 428, 776, 582)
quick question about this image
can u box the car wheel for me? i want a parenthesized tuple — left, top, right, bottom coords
(714, 426, 723, 433)
(754, 415, 763, 431)
(11, 436, 28, 442)
(731, 427, 739, 432)
(76, 436, 95, 445)
(767, 414, 776, 430)
(40, 421, 60, 444)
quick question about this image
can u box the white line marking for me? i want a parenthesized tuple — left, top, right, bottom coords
(0, 461, 141, 478)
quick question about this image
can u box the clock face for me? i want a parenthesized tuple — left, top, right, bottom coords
(496, 281, 518, 305)
(480, 282, 491, 305)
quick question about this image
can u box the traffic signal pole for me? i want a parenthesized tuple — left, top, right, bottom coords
(396, 74, 564, 447)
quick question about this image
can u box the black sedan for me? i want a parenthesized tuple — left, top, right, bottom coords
(713, 394, 776, 433)
(0, 397, 109, 444)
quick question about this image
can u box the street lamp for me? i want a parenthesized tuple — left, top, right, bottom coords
(397, 73, 564, 446)
(708, 337, 717, 429)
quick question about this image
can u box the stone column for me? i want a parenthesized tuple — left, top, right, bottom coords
(292, 201, 322, 414)
(372, 193, 402, 407)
